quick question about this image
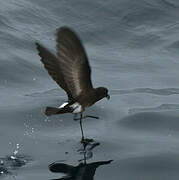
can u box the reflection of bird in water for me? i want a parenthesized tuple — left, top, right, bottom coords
(78, 140, 100, 163)
(49, 140, 113, 180)
(36, 26, 110, 142)
(49, 160, 113, 180)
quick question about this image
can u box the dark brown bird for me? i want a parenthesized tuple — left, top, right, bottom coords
(36, 26, 110, 142)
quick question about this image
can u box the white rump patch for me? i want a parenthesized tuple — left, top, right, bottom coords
(70, 102, 82, 113)
(58, 102, 68, 109)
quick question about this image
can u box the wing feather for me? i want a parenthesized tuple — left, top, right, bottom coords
(36, 42, 73, 100)
(56, 27, 93, 99)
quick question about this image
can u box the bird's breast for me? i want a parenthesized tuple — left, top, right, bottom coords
(77, 90, 98, 107)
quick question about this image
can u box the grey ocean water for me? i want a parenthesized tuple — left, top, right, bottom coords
(1, 0, 179, 179)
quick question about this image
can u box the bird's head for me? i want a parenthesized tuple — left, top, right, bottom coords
(96, 87, 110, 100)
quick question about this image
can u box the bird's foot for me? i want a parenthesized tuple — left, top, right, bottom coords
(83, 115, 99, 119)
(81, 138, 94, 146)
(74, 115, 99, 121)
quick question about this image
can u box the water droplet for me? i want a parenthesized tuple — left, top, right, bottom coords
(0, 160, 4, 165)
(13, 150, 18, 156)
(17, 144, 19, 149)
(10, 156, 16, 160)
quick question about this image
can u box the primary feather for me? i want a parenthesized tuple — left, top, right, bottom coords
(36, 27, 93, 101)
(35, 43, 73, 101)
(56, 27, 93, 99)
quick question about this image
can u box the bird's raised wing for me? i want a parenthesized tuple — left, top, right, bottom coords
(36, 43, 73, 100)
(56, 27, 93, 99)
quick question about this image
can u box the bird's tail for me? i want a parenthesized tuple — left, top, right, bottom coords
(45, 106, 72, 116)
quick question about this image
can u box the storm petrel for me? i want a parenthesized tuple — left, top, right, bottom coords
(36, 26, 110, 142)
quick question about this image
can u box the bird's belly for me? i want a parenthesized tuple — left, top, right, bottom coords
(70, 102, 82, 114)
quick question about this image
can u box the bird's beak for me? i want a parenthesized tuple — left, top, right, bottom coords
(106, 94, 110, 100)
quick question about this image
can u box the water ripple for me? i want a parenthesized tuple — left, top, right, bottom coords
(111, 88, 179, 96)
(0, 154, 31, 177)
(129, 104, 179, 114)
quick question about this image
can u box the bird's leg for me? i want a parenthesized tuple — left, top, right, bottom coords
(79, 113, 85, 142)
(74, 114, 96, 144)
(83, 115, 99, 119)
(79, 113, 94, 145)
(74, 114, 99, 121)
